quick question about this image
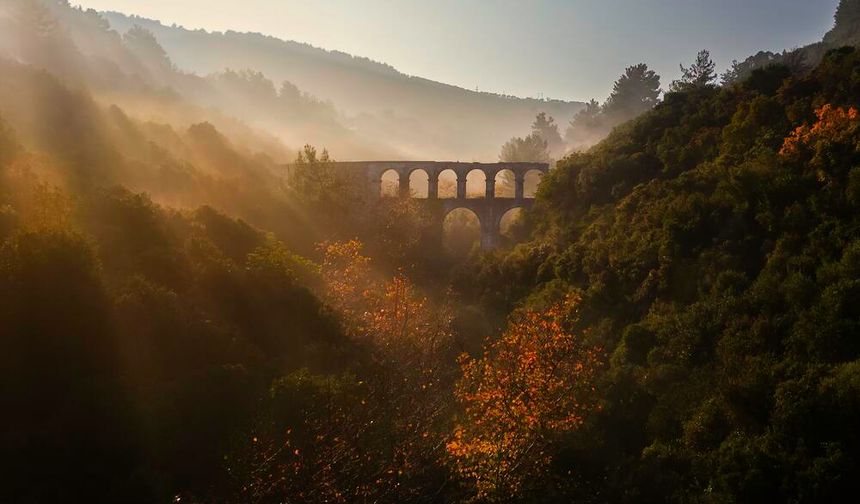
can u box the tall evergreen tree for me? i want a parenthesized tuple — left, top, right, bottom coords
(671, 49, 717, 92)
(603, 63, 661, 120)
(530, 112, 564, 157)
(564, 99, 605, 153)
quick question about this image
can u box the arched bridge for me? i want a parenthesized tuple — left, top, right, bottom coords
(326, 161, 549, 250)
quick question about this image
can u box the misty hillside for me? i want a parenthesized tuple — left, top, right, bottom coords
(102, 11, 584, 160)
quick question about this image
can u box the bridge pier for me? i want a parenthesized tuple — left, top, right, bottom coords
(428, 174, 439, 199)
(456, 177, 467, 199)
(485, 177, 496, 199)
(481, 218, 500, 250)
(514, 173, 525, 200)
(399, 174, 411, 197)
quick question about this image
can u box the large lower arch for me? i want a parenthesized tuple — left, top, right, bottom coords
(499, 207, 526, 243)
(443, 207, 481, 255)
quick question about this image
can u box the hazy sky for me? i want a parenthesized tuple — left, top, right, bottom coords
(72, 0, 840, 102)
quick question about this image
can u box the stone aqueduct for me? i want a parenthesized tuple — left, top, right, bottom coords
(328, 161, 550, 250)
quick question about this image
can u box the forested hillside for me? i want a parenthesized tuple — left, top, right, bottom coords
(465, 41, 860, 503)
(0, 29, 449, 504)
(0, 0, 404, 160)
(0, 4, 451, 501)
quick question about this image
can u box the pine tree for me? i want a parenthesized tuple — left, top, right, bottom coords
(564, 99, 606, 152)
(531, 112, 564, 157)
(603, 63, 661, 120)
(671, 49, 717, 92)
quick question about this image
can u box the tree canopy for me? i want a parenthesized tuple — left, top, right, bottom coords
(500, 131, 551, 163)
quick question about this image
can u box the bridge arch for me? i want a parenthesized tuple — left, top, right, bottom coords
(380, 169, 400, 197)
(494, 169, 516, 198)
(443, 207, 482, 255)
(409, 169, 429, 198)
(443, 205, 483, 225)
(437, 169, 458, 199)
(466, 169, 486, 199)
(498, 206, 524, 228)
(499, 206, 526, 242)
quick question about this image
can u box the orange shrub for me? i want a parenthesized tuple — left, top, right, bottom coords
(780, 104, 859, 158)
(447, 295, 603, 500)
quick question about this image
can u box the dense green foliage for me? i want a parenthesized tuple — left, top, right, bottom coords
(0, 15, 449, 502)
(0, 59, 456, 500)
(0, 126, 355, 502)
(466, 47, 860, 502)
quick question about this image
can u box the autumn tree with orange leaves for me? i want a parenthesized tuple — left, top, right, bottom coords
(780, 104, 860, 182)
(780, 104, 859, 158)
(447, 295, 603, 501)
(319, 240, 458, 498)
(231, 239, 458, 503)
(319, 239, 455, 368)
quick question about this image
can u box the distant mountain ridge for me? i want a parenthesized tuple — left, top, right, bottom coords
(101, 11, 584, 160)
(725, 0, 860, 84)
